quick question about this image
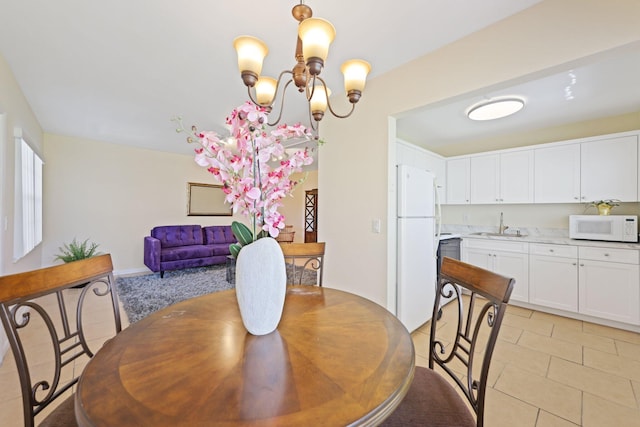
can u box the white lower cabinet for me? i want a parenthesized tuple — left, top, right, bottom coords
(465, 239, 640, 326)
(578, 246, 640, 325)
(463, 239, 529, 303)
(529, 244, 578, 312)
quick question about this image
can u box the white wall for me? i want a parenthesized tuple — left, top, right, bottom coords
(42, 134, 316, 274)
(0, 54, 45, 276)
(279, 170, 318, 243)
(43, 134, 244, 275)
(319, 0, 640, 309)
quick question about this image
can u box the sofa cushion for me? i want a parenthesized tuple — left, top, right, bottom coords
(210, 244, 232, 256)
(161, 245, 213, 262)
(203, 226, 236, 245)
(152, 225, 203, 248)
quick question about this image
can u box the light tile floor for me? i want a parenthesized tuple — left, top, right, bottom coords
(1, 290, 639, 426)
(412, 302, 640, 427)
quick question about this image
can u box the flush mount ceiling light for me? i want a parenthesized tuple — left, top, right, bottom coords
(233, 1, 371, 135)
(467, 98, 525, 121)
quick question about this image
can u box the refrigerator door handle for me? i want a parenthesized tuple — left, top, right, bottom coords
(434, 178, 442, 255)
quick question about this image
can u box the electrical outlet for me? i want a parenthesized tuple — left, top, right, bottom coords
(463, 214, 469, 224)
(372, 219, 381, 234)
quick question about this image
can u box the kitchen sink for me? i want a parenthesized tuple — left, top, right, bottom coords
(469, 232, 528, 238)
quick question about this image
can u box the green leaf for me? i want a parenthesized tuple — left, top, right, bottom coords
(231, 221, 254, 246)
(53, 238, 101, 263)
(229, 243, 242, 259)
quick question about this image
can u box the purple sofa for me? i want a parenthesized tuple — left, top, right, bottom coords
(143, 225, 236, 277)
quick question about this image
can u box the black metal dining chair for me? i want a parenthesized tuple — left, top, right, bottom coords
(382, 256, 515, 427)
(280, 242, 325, 286)
(0, 254, 122, 427)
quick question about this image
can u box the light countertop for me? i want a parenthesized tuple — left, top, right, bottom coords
(443, 225, 640, 250)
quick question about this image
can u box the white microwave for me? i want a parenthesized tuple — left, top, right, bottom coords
(569, 215, 638, 242)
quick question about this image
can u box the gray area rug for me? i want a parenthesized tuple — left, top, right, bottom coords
(116, 265, 233, 323)
(116, 263, 318, 323)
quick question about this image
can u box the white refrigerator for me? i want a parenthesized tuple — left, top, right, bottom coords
(397, 164, 438, 332)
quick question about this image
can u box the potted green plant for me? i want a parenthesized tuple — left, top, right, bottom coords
(54, 238, 102, 287)
(588, 199, 620, 215)
(54, 238, 101, 262)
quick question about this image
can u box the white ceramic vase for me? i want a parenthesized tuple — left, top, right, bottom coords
(235, 237, 287, 335)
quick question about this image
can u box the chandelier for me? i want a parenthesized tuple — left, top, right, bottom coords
(233, 1, 371, 133)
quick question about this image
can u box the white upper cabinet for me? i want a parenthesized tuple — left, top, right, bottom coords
(439, 130, 640, 205)
(500, 151, 535, 203)
(470, 155, 499, 204)
(534, 143, 581, 203)
(470, 151, 533, 204)
(580, 135, 638, 202)
(446, 157, 470, 204)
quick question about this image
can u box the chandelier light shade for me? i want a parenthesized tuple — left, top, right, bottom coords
(310, 85, 331, 121)
(233, 36, 269, 87)
(298, 18, 335, 75)
(255, 77, 277, 105)
(341, 59, 371, 102)
(467, 97, 525, 121)
(233, 1, 370, 133)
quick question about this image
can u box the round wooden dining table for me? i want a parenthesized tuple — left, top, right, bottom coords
(75, 285, 415, 426)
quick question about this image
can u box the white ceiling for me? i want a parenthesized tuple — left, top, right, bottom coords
(0, 0, 544, 156)
(396, 44, 640, 154)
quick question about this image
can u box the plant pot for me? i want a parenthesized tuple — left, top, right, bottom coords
(235, 237, 287, 336)
(597, 204, 612, 215)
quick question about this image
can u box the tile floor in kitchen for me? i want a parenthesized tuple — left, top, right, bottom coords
(1, 288, 639, 427)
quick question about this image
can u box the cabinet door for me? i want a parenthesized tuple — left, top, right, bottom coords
(581, 135, 638, 202)
(446, 158, 470, 204)
(579, 259, 640, 325)
(470, 154, 499, 204)
(494, 251, 529, 303)
(463, 246, 529, 303)
(534, 144, 580, 203)
(500, 151, 534, 203)
(463, 247, 493, 270)
(529, 255, 578, 312)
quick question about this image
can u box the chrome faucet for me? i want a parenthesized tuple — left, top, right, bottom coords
(499, 212, 509, 234)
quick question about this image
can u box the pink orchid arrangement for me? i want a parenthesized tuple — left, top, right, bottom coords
(177, 101, 314, 240)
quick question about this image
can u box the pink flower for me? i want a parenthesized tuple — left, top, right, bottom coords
(181, 102, 314, 239)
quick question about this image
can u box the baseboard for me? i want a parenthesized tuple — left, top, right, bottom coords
(114, 267, 150, 277)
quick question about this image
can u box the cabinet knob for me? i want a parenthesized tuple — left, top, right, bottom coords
(572, 263, 577, 266)
(604, 253, 610, 257)
(549, 249, 554, 253)
(574, 197, 579, 200)
(580, 263, 585, 267)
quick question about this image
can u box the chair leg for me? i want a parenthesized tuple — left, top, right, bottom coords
(160, 271, 164, 278)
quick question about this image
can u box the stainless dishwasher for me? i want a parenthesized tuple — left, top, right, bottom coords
(436, 234, 461, 318)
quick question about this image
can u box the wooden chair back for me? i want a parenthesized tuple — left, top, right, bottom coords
(279, 242, 325, 286)
(0, 254, 122, 427)
(430, 256, 515, 426)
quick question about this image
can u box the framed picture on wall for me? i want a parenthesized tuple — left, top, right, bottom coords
(187, 182, 232, 216)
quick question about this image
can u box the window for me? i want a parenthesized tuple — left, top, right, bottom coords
(14, 133, 43, 260)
